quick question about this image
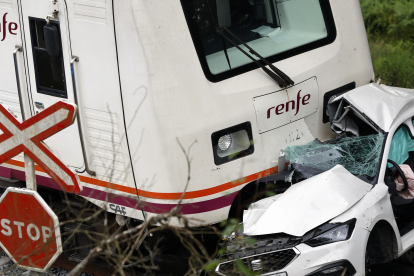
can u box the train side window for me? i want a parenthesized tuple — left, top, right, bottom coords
(29, 18, 67, 98)
(180, 0, 336, 82)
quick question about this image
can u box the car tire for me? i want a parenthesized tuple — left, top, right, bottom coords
(365, 221, 397, 270)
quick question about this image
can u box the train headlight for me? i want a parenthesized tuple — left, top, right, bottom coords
(211, 122, 254, 165)
(218, 134, 232, 151)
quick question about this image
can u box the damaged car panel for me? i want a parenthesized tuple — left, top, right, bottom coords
(243, 165, 372, 237)
(216, 83, 414, 276)
(333, 83, 414, 132)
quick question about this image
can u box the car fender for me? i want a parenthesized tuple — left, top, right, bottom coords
(331, 183, 402, 253)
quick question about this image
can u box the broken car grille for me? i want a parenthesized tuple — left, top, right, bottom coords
(216, 248, 297, 275)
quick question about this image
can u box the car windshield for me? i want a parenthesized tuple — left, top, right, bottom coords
(285, 99, 385, 184)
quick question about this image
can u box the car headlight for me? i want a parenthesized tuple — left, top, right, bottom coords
(304, 219, 356, 247)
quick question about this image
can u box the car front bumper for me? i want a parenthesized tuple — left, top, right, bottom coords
(282, 227, 368, 276)
(216, 227, 369, 276)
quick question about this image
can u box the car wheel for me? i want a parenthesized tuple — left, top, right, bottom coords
(365, 221, 398, 273)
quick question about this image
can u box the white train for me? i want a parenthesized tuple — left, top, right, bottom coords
(0, 0, 373, 225)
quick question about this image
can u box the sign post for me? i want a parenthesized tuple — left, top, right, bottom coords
(0, 101, 82, 271)
(14, 45, 37, 192)
(24, 154, 36, 190)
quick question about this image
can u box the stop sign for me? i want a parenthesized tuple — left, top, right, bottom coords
(0, 188, 62, 272)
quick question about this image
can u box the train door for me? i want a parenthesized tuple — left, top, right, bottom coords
(18, 0, 84, 169)
(17, 0, 134, 187)
(18, 0, 137, 197)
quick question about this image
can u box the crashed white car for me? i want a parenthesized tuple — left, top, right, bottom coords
(216, 83, 414, 276)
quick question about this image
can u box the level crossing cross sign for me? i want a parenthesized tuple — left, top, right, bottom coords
(0, 101, 82, 193)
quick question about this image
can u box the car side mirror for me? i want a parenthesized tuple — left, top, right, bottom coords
(43, 23, 60, 57)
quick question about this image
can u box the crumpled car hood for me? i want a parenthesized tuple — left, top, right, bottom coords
(338, 83, 414, 132)
(243, 165, 372, 237)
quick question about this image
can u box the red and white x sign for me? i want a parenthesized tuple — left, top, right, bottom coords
(0, 101, 81, 193)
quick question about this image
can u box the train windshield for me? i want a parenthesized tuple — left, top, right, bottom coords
(180, 0, 335, 81)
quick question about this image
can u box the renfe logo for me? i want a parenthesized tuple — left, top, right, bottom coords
(0, 13, 18, 41)
(253, 78, 319, 133)
(267, 90, 311, 119)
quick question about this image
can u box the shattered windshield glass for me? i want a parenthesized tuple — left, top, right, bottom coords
(285, 133, 385, 183)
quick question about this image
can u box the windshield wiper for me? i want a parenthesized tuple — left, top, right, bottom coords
(217, 27, 294, 88)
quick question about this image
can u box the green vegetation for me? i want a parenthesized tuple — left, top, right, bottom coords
(360, 0, 414, 88)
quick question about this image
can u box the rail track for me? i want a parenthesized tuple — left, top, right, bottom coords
(0, 252, 113, 276)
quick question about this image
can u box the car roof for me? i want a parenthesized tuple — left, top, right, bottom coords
(338, 83, 414, 131)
